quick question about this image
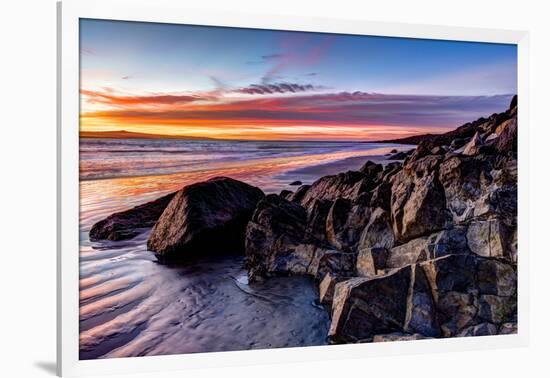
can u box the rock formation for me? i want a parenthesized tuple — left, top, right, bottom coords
(89, 192, 176, 241)
(147, 177, 264, 262)
(245, 95, 518, 343)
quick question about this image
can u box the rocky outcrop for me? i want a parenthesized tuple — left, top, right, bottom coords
(329, 254, 516, 342)
(147, 177, 264, 262)
(89, 192, 176, 241)
(243, 96, 518, 344)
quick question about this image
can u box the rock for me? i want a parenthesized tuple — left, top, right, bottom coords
(328, 264, 439, 342)
(390, 149, 398, 153)
(438, 154, 496, 224)
(304, 199, 332, 245)
(372, 332, 429, 342)
(387, 150, 412, 160)
(329, 273, 410, 342)
(319, 274, 350, 306)
(315, 251, 357, 280)
(466, 219, 511, 260)
(288, 184, 311, 203)
(498, 322, 517, 335)
(386, 228, 469, 270)
(494, 116, 517, 154)
(89, 192, 176, 241)
(430, 146, 445, 155)
(390, 155, 449, 242)
(326, 198, 371, 251)
(369, 181, 392, 211)
(245, 194, 307, 280)
(244, 194, 347, 280)
(420, 254, 516, 336)
(450, 137, 469, 150)
(476, 258, 516, 296)
(279, 189, 293, 199)
(356, 247, 389, 278)
(289, 180, 302, 186)
(457, 322, 498, 337)
(300, 171, 372, 210)
(357, 207, 395, 250)
(147, 177, 264, 261)
(478, 294, 516, 324)
(359, 160, 383, 178)
(461, 132, 483, 156)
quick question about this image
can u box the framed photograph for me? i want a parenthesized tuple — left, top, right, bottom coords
(57, 0, 529, 376)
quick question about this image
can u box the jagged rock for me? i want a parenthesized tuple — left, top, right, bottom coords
(391, 155, 449, 242)
(359, 160, 383, 178)
(466, 219, 510, 260)
(438, 155, 496, 224)
(476, 258, 516, 296)
(498, 322, 517, 335)
(462, 132, 483, 156)
(326, 198, 371, 251)
(386, 228, 468, 270)
(357, 207, 395, 250)
(372, 333, 429, 342)
(494, 116, 517, 154)
(420, 254, 516, 336)
(356, 247, 389, 278)
(457, 322, 498, 337)
(304, 199, 332, 244)
(315, 251, 357, 280)
(388, 150, 413, 160)
(288, 184, 311, 203)
(369, 181, 392, 210)
(244, 194, 349, 280)
(478, 294, 517, 324)
(329, 264, 439, 342)
(245, 194, 307, 280)
(89, 192, 176, 241)
(147, 177, 264, 261)
(319, 274, 350, 306)
(329, 273, 410, 342)
(279, 189, 293, 199)
(300, 171, 373, 210)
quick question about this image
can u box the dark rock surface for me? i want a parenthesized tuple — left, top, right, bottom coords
(147, 177, 264, 262)
(243, 97, 518, 343)
(89, 192, 176, 241)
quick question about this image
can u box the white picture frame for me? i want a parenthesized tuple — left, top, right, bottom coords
(57, 0, 530, 376)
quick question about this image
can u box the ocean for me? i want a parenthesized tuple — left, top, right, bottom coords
(78, 138, 410, 359)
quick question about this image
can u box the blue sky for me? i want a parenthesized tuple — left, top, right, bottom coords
(80, 18, 517, 140)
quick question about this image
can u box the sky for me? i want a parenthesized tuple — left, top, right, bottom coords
(80, 18, 517, 141)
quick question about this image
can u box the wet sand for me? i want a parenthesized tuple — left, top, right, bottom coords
(79, 143, 408, 359)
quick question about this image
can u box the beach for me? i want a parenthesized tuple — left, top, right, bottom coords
(79, 138, 409, 359)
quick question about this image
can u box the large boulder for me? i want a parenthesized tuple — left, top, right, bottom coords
(89, 192, 176, 241)
(147, 177, 264, 261)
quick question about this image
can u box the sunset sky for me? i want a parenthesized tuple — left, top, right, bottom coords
(80, 19, 517, 141)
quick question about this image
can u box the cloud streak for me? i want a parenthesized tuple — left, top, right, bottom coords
(81, 88, 514, 140)
(232, 82, 318, 95)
